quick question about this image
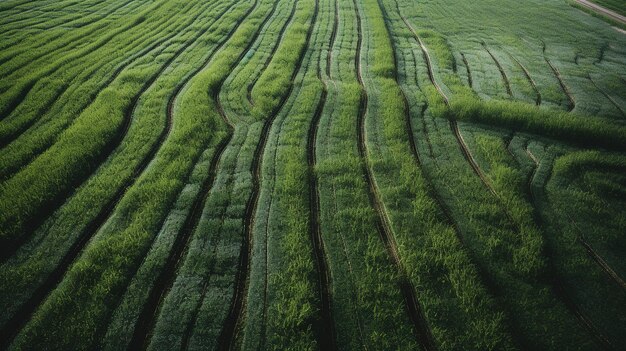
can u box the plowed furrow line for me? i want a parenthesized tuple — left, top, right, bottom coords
(588, 74, 625, 117)
(305, 3, 338, 348)
(354, 1, 435, 350)
(460, 52, 473, 88)
(126, 2, 263, 350)
(526, 148, 615, 350)
(218, 0, 319, 348)
(482, 44, 512, 97)
(0, 0, 216, 262)
(0, 2, 238, 347)
(246, 0, 297, 106)
(508, 54, 541, 105)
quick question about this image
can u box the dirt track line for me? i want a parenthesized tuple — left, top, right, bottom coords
(573, 0, 626, 25)
(217, 0, 319, 348)
(508, 53, 541, 105)
(482, 43, 512, 97)
(0, 2, 231, 347)
(460, 52, 473, 88)
(541, 41, 575, 111)
(246, 0, 297, 107)
(0, 4, 196, 151)
(525, 147, 615, 350)
(304, 0, 338, 347)
(126, 2, 264, 350)
(354, 1, 436, 350)
(587, 73, 625, 117)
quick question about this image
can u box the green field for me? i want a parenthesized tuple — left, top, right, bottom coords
(0, 0, 625, 350)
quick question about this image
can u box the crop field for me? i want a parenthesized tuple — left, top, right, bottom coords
(0, 0, 625, 350)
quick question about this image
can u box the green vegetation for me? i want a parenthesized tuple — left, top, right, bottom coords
(0, 0, 625, 349)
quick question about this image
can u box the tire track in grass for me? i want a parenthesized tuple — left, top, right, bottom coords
(173, 3, 284, 350)
(306, 0, 338, 347)
(353, 1, 435, 349)
(587, 73, 625, 117)
(460, 52, 473, 88)
(0, 2, 239, 346)
(527, 147, 626, 292)
(525, 147, 615, 350)
(507, 53, 541, 105)
(541, 41, 575, 111)
(0, 1, 199, 151)
(124, 2, 265, 350)
(381, 4, 528, 347)
(245, 0, 298, 107)
(0, 0, 168, 120)
(0, 0, 219, 263)
(482, 43, 512, 97)
(218, 0, 319, 348)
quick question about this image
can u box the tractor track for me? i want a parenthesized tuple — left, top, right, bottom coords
(0, 0, 178, 121)
(541, 41, 575, 111)
(380, 3, 530, 348)
(304, 0, 339, 347)
(460, 52, 473, 88)
(125, 1, 263, 350)
(0, 3, 200, 152)
(0, 0, 234, 345)
(354, 1, 436, 350)
(0, 0, 224, 264)
(508, 53, 541, 105)
(245, 0, 298, 107)
(217, 0, 319, 348)
(587, 73, 625, 117)
(482, 43, 512, 97)
(526, 147, 615, 351)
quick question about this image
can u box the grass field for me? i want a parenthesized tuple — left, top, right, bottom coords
(0, 0, 624, 350)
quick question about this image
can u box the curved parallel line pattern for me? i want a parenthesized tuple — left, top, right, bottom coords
(305, 0, 338, 347)
(482, 43, 512, 97)
(526, 147, 616, 351)
(354, 0, 436, 349)
(0, 3, 196, 151)
(0, 5, 162, 121)
(0, 0, 217, 263)
(383, 2, 528, 348)
(245, 0, 298, 107)
(0, 0, 107, 30)
(217, 0, 320, 348)
(587, 74, 625, 117)
(121, 2, 263, 350)
(0, 1, 235, 346)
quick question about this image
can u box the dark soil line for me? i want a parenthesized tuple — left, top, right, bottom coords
(126, 2, 263, 350)
(0, 0, 220, 264)
(246, 0, 297, 106)
(355, 1, 436, 350)
(508, 54, 541, 105)
(460, 52, 473, 88)
(482, 43, 512, 97)
(526, 148, 615, 351)
(217, 0, 319, 348)
(303, 0, 339, 347)
(578, 236, 626, 292)
(587, 74, 625, 117)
